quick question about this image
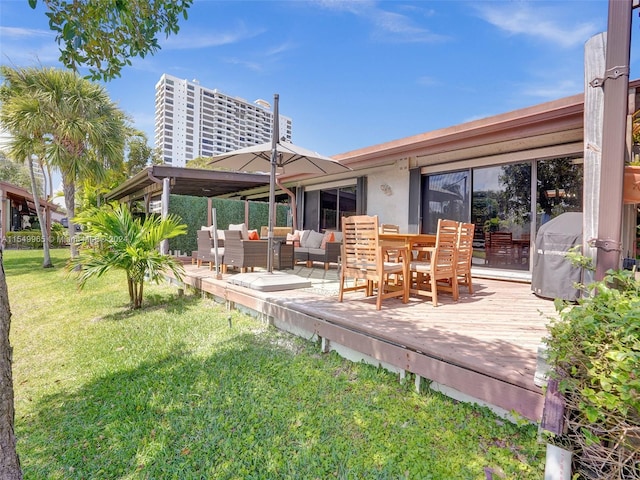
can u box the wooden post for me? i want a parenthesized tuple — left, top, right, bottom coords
(211, 207, 222, 279)
(583, 32, 606, 285)
(160, 177, 170, 255)
(594, 0, 632, 280)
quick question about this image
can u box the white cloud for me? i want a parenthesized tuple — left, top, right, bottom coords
(0, 26, 61, 65)
(519, 79, 582, 99)
(0, 26, 54, 39)
(161, 22, 264, 50)
(221, 57, 263, 72)
(370, 9, 447, 43)
(416, 76, 440, 87)
(474, 2, 598, 49)
(265, 41, 297, 57)
(313, 0, 447, 43)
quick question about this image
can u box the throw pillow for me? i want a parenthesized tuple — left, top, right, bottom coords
(286, 232, 300, 246)
(320, 231, 335, 249)
(248, 230, 259, 240)
(299, 230, 312, 248)
(306, 230, 325, 249)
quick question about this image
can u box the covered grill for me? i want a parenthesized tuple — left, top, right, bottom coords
(531, 212, 583, 301)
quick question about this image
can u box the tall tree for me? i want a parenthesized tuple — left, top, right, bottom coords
(0, 69, 54, 268)
(126, 131, 154, 176)
(0, 251, 21, 480)
(0, 66, 128, 259)
(29, 0, 193, 81)
(0, 152, 38, 192)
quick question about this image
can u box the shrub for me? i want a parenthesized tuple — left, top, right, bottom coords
(4, 230, 43, 248)
(167, 195, 290, 255)
(546, 269, 640, 479)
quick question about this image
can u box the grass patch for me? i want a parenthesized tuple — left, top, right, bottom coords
(6, 249, 545, 479)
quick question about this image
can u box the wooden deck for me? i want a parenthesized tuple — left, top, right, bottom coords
(172, 262, 559, 423)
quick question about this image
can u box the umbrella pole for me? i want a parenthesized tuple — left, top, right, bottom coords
(267, 93, 280, 274)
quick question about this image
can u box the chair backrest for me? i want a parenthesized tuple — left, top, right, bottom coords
(488, 231, 512, 247)
(380, 224, 399, 234)
(197, 230, 212, 253)
(341, 215, 380, 269)
(433, 219, 458, 276)
(222, 229, 243, 246)
(456, 222, 475, 270)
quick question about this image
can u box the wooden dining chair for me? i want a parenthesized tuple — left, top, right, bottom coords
(455, 222, 475, 294)
(409, 219, 459, 306)
(338, 215, 409, 310)
(485, 231, 514, 265)
(379, 223, 401, 266)
(379, 224, 400, 234)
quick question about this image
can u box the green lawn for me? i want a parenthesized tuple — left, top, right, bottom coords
(5, 249, 545, 479)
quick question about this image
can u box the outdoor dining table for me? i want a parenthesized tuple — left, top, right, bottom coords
(378, 233, 437, 252)
(376, 233, 437, 299)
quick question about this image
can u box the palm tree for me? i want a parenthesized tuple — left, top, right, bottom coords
(0, 69, 53, 268)
(68, 204, 187, 309)
(0, 66, 128, 259)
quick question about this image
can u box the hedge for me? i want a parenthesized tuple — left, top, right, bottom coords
(167, 195, 290, 256)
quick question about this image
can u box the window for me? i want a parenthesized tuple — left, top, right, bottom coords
(422, 170, 470, 234)
(470, 163, 531, 270)
(304, 186, 357, 232)
(421, 158, 582, 273)
(535, 157, 583, 229)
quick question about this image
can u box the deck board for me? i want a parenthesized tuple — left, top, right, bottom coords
(174, 263, 559, 421)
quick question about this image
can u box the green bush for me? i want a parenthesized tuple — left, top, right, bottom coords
(167, 195, 208, 255)
(167, 195, 290, 255)
(546, 269, 640, 478)
(50, 222, 69, 247)
(4, 230, 43, 248)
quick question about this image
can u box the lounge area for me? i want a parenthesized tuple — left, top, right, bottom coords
(195, 225, 295, 273)
(193, 214, 480, 310)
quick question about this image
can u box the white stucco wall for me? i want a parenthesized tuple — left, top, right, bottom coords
(365, 160, 411, 231)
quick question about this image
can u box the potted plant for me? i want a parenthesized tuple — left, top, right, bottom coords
(625, 109, 640, 203)
(623, 163, 640, 204)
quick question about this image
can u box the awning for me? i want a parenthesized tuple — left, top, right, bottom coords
(105, 165, 271, 203)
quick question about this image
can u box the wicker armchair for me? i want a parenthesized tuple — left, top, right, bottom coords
(196, 230, 225, 272)
(222, 230, 268, 272)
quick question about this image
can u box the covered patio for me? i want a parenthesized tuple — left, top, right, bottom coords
(169, 262, 559, 423)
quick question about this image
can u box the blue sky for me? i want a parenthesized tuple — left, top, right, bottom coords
(1, 0, 639, 159)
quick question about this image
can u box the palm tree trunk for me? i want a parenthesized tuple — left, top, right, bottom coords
(46, 164, 52, 201)
(127, 275, 134, 305)
(137, 281, 144, 309)
(0, 251, 23, 480)
(27, 156, 52, 268)
(63, 180, 78, 259)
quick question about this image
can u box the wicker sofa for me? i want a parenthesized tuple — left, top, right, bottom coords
(292, 230, 343, 270)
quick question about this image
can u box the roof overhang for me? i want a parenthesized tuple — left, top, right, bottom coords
(0, 181, 61, 213)
(105, 165, 271, 203)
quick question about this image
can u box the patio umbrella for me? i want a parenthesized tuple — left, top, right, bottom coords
(208, 94, 351, 272)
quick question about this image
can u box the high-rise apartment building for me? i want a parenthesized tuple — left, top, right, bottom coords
(154, 74, 293, 167)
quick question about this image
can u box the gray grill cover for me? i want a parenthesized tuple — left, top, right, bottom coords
(531, 212, 583, 301)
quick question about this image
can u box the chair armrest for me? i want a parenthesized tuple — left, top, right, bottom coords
(325, 241, 342, 263)
(241, 239, 268, 254)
